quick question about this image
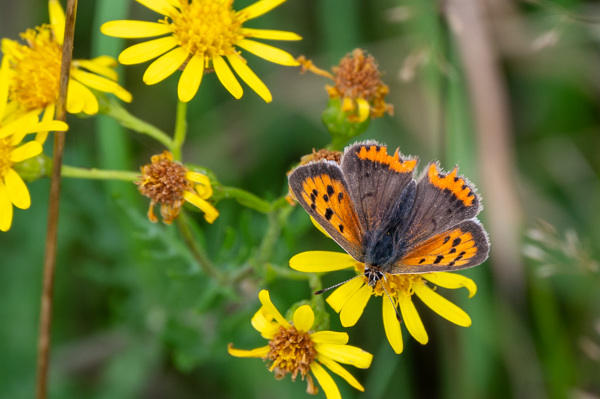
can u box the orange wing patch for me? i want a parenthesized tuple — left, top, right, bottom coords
(428, 164, 476, 207)
(357, 145, 417, 173)
(401, 228, 479, 268)
(300, 173, 362, 245)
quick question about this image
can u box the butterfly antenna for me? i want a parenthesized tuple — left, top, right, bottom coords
(313, 274, 362, 295)
(381, 274, 402, 322)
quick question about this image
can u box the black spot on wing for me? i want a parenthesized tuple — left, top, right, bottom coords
(339, 224, 344, 233)
(324, 208, 334, 221)
(434, 255, 444, 264)
(326, 185, 335, 196)
(452, 237, 461, 247)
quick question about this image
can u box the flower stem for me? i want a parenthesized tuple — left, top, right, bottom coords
(61, 165, 139, 181)
(100, 97, 174, 150)
(216, 186, 290, 214)
(172, 100, 188, 161)
(176, 212, 226, 285)
(37, 1, 77, 398)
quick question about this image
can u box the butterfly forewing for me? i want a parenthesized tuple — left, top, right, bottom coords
(341, 142, 418, 233)
(289, 161, 365, 261)
(401, 162, 482, 250)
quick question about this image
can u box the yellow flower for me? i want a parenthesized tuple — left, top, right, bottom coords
(298, 48, 393, 123)
(101, 0, 301, 103)
(229, 290, 373, 399)
(290, 251, 477, 354)
(0, 61, 68, 231)
(136, 150, 219, 224)
(0, 0, 131, 143)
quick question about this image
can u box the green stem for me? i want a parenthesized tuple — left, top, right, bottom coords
(216, 186, 271, 213)
(176, 212, 225, 284)
(172, 100, 188, 161)
(61, 165, 138, 181)
(100, 97, 173, 150)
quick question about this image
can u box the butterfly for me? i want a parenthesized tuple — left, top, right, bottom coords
(288, 141, 489, 288)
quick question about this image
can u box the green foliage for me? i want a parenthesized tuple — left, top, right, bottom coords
(2, 0, 600, 398)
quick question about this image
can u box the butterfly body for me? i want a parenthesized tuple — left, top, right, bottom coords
(289, 141, 489, 286)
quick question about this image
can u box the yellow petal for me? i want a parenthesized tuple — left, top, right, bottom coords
(236, 39, 299, 66)
(241, 28, 302, 41)
(101, 20, 172, 38)
(66, 79, 99, 115)
(182, 190, 219, 223)
(76, 59, 118, 81)
(35, 103, 57, 144)
(212, 55, 243, 99)
(136, 0, 178, 15)
(310, 331, 348, 345)
(317, 355, 365, 391)
(0, 113, 38, 139)
(185, 171, 210, 185)
(399, 294, 428, 345)
(355, 98, 370, 122)
(119, 36, 178, 65)
(71, 69, 132, 103)
(5, 168, 30, 209)
(382, 295, 403, 354)
(310, 215, 332, 238)
(314, 344, 373, 369)
(258, 290, 290, 328)
(339, 284, 372, 327)
(29, 121, 69, 135)
(143, 47, 188, 85)
(10, 141, 42, 163)
(227, 343, 270, 358)
(226, 54, 271, 103)
(49, 0, 66, 46)
(414, 283, 472, 327)
(0, 180, 14, 232)
(178, 54, 204, 102)
(292, 305, 314, 333)
(422, 272, 477, 298)
(326, 277, 363, 313)
(290, 251, 356, 272)
(238, 0, 287, 20)
(251, 307, 279, 339)
(0, 56, 10, 118)
(309, 362, 341, 399)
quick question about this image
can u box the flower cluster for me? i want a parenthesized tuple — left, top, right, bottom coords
(229, 290, 373, 398)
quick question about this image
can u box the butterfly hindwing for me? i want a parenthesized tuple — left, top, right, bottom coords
(390, 220, 489, 273)
(341, 141, 418, 233)
(288, 161, 365, 261)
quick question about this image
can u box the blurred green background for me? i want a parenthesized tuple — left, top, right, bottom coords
(2, 0, 600, 398)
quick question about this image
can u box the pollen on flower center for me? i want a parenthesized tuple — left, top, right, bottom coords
(0, 138, 14, 177)
(266, 326, 317, 381)
(9, 26, 62, 111)
(332, 49, 383, 100)
(137, 151, 192, 205)
(168, 0, 245, 60)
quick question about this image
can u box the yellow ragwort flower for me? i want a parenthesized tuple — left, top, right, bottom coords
(136, 150, 219, 224)
(290, 250, 476, 354)
(228, 290, 373, 399)
(101, 0, 301, 103)
(0, 0, 131, 143)
(298, 48, 393, 123)
(0, 57, 68, 231)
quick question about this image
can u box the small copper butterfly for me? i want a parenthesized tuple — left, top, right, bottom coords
(288, 141, 489, 287)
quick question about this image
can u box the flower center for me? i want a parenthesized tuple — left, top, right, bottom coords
(266, 326, 317, 381)
(136, 151, 192, 205)
(168, 0, 245, 61)
(0, 138, 14, 178)
(332, 48, 384, 100)
(8, 26, 62, 111)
